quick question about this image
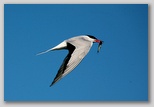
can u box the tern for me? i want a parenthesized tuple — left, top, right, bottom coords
(37, 35, 103, 86)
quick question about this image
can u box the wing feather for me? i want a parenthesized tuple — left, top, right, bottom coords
(50, 36, 93, 86)
(63, 49, 89, 77)
(50, 43, 75, 86)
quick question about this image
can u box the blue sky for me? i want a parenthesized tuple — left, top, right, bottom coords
(4, 4, 148, 101)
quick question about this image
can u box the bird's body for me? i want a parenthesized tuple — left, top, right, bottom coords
(37, 35, 103, 86)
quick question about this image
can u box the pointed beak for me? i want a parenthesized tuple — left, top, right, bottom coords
(94, 39, 101, 43)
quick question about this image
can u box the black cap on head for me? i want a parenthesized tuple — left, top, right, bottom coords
(87, 35, 97, 39)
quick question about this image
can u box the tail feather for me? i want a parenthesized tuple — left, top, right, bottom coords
(36, 48, 52, 55)
(37, 41, 67, 56)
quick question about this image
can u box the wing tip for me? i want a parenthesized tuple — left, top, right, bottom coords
(49, 81, 56, 87)
(49, 84, 53, 87)
(50, 76, 62, 87)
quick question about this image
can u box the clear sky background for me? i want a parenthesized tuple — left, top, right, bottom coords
(4, 4, 148, 101)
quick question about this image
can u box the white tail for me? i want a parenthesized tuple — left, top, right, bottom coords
(51, 41, 67, 50)
(36, 48, 52, 55)
(36, 41, 67, 56)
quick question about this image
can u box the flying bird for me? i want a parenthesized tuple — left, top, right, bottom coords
(37, 35, 103, 86)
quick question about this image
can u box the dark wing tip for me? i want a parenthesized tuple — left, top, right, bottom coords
(50, 80, 56, 87)
(50, 81, 55, 87)
(50, 74, 63, 87)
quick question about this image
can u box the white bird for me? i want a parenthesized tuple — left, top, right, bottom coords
(37, 35, 103, 86)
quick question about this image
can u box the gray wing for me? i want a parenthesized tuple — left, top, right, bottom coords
(63, 45, 91, 76)
(50, 38, 92, 86)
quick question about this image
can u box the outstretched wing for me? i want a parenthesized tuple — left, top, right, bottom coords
(50, 43, 75, 86)
(50, 39, 92, 86)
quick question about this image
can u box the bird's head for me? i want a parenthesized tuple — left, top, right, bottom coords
(87, 35, 104, 53)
